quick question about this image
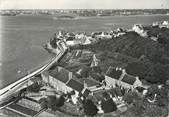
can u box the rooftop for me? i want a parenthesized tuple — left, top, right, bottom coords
(79, 78, 100, 87)
(49, 67, 70, 83)
(106, 67, 122, 80)
(121, 74, 136, 85)
(82, 89, 91, 97)
(66, 79, 84, 92)
(7, 103, 38, 117)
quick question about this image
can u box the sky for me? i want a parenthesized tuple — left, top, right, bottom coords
(0, 0, 169, 9)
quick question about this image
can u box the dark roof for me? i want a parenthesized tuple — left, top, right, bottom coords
(136, 86, 145, 93)
(82, 89, 91, 97)
(79, 78, 100, 87)
(8, 103, 38, 116)
(66, 79, 84, 92)
(49, 67, 70, 83)
(106, 67, 122, 80)
(121, 74, 136, 85)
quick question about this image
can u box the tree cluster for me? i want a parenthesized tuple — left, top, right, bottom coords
(39, 95, 65, 111)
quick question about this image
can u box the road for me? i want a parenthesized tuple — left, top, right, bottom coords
(0, 41, 68, 109)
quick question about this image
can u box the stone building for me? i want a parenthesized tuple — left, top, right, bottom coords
(105, 67, 142, 90)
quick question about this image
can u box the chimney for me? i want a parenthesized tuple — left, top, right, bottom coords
(122, 69, 126, 74)
(135, 76, 139, 80)
(76, 69, 82, 75)
(84, 80, 88, 88)
(69, 72, 73, 80)
(58, 66, 62, 72)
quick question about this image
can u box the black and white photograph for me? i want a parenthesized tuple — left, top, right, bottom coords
(0, 0, 169, 117)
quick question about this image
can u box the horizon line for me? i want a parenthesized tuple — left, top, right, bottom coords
(1, 8, 169, 10)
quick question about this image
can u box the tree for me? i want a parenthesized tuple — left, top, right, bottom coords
(146, 84, 159, 97)
(27, 82, 42, 93)
(123, 91, 139, 104)
(152, 64, 169, 84)
(47, 96, 58, 111)
(83, 99, 98, 116)
(101, 98, 117, 113)
(56, 95, 65, 107)
(80, 67, 91, 78)
(156, 86, 168, 107)
(125, 61, 148, 79)
(145, 64, 169, 84)
(146, 84, 168, 107)
(46, 95, 65, 111)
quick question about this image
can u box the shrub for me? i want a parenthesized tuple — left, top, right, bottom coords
(83, 99, 98, 116)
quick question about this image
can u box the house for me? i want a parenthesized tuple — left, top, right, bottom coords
(87, 89, 118, 114)
(152, 22, 160, 27)
(82, 36, 92, 45)
(105, 67, 123, 88)
(42, 66, 87, 104)
(66, 36, 92, 46)
(132, 24, 147, 37)
(161, 21, 169, 28)
(119, 74, 142, 89)
(94, 32, 112, 40)
(105, 67, 142, 90)
(42, 66, 73, 94)
(110, 28, 126, 38)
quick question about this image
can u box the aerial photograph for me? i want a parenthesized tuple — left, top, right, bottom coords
(0, 0, 169, 117)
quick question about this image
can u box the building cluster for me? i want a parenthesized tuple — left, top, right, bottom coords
(152, 20, 169, 28)
(46, 29, 127, 51)
(132, 21, 169, 42)
(132, 24, 148, 37)
(48, 20, 169, 51)
(39, 47, 145, 114)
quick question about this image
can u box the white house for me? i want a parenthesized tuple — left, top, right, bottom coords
(161, 21, 169, 28)
(132, 24, 147, 37)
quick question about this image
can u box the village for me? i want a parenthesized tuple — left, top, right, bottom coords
(1, 20, 169, 117)
(2, 21, 169, 116)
